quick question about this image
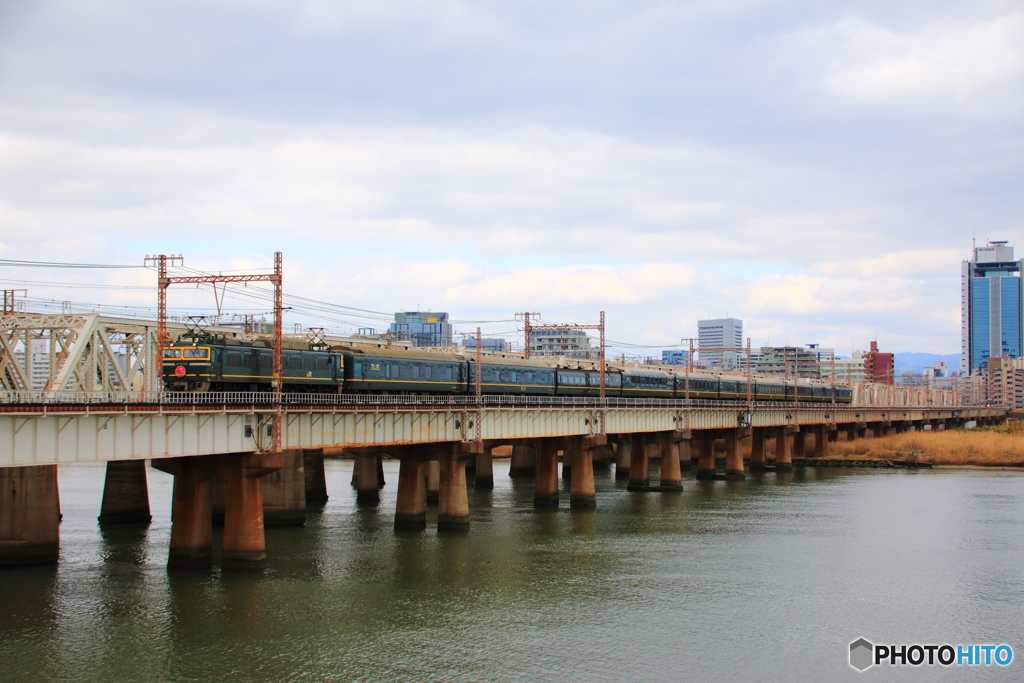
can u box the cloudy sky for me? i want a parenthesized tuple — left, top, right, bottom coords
(1, 0, 1022, 356)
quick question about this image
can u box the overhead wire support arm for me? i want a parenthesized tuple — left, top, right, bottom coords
(145, 251, 285, 454)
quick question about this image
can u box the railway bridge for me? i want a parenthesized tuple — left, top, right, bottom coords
(0, 391, 1006, 570)
(0, 311, 1009, 571)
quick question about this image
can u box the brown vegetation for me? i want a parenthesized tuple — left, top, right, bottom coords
(827, 423, 1024, 467)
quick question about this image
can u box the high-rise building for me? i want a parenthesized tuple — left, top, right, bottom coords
(961, 241, 1023, 375)
(661, 350, 688, 366)
(390, 311, 453, 347)
(864, 341, 894, 385)
(697, 318, 743, 368)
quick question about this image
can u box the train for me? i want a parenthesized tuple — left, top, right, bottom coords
(162, 336, 855, 404)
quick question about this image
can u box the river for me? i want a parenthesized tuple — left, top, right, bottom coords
(2, 461, 1022, 681)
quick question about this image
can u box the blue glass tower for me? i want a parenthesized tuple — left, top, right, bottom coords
(961, 241, 1024, 375)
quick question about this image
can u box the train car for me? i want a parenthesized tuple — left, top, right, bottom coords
(339, 347, 466, 394)
(163, 338, 339, 392)
(469, 356, 557, 395)
(672, 374, 720, 400)
(752, 379, 787, 402)
(620, 369, 674, 399)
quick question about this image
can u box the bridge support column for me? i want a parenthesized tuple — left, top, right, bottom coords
(355, 453, 380, 506)
(0, 464, 60, 567)
(303, 449, 329, 503)
(812, 425, 828, 458)
(262, 449, 306, 527)
(561, 446, 572, 480)
(394, 451, 427, 531)
(98, 460, 152, 525)
(627, 433, 650, 490)
(437, 442, 471, 531)
(474, 446, 494, 490)
(749, 428, 767, 471)
(775, 427, 794, 472)
(154, 455, 214, 570)
(615, 437, 631, 480)
(660, 432, 684, 489)
(696, 431, 716, 480)
(509, 444, 536, 478)
(534, 439, 560, 508)
(678, 431, 693, 468)
(377, 455, 386, 488)
(793, 427, 806, 459)
(570, 435, 604, 508)
(222, 452, 280, 571)
(725, 430, 744, 480)
(426, 459, 440, 505)
(845, 424, 857, 441)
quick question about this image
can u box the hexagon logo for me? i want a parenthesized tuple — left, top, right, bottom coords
(849, 638, 874, 671)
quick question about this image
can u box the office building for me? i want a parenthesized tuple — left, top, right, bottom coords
(462, 337, 509, 352)
(529, 328, 593, 358)
(987, 356, 1024, 408)
(961, 240, 1023, 375)
(390, 312, 453, 347)
(697, 318, 743, 368)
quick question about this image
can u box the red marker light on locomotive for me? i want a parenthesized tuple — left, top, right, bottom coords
(174, 366, 186, 377)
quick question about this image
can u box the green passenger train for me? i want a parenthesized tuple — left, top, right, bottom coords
(162, 338, 854, 404)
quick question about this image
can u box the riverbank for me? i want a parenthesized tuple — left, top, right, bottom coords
(827, 423, 1024, 467)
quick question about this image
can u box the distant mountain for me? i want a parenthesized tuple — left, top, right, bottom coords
(894, 352, 960, 375)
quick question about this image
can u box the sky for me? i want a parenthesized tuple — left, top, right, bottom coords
(1, 0, 1022, 357)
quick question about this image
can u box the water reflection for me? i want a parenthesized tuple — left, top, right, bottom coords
(1, 463, 1022, 682)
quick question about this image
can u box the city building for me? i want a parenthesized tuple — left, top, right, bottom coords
(529, 328, 593, 358)
(864, 341, 894, 385)
(462, 337, 509, 352)
(961, 240, 1023, 375)
(987, 356, 1024, 408)
(751, 346, 822, 378)
(829, 351, 866, 384)
(697, 318, 743, 368)
(661, 350, 689, 366)
(390, 311, 453, 347)
(13, 338, 51, 390)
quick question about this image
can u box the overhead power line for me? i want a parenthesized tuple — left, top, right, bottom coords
(0, 258, 144, 269)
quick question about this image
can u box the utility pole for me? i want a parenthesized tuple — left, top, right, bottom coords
(146, 252, 285, 454)
(515, 312, 540, 358)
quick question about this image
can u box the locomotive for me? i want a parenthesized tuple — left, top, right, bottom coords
(162, 335, 854, 404)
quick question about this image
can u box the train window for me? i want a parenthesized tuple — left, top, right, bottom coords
(424, 366, 432, 379)
(445, 367, 453, 380)
(385, 365, 392, 378)
(510, 370, 517, 382)
(524, 371, 532, 384)
(412, 365, 420, 379)
(182, 348, 209, 360)
(163, 348, 181, 359)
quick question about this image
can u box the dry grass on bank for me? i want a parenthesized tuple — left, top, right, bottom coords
(827, 423, 1024, 466)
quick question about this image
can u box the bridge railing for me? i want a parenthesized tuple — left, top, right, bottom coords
(0, 390, 985, 412)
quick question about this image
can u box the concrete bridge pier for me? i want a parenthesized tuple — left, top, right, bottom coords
(98, 460, 152, 525)
(724, 429, 744, 480)
(354, 452, 381, 506)
(262, 449, 306, 527)
(844, 424, 857, 441)
(0, 464, 60, 567)
(509, 443, 537, 478)
(533, 438, 560, 508)
(154, 455, 214, 570)
(811, 425, 829, 458)
(749, 428, 768, 471)
(627, 433, 650, 490)
(615, 437, 632, 480)
(474, 445, 495, 490)
(793, 427, 807, 459)
(426, 458, 440, 505)
(677, 431, 693, 469)
(394, 446, 428, 531)
(696, 430, 717, 480)
(659, 431, 684, 489)
(221, 452, 281, 571)
(437, 442, 471, 531)
(569, 435, 604, 508)
(775, 427, 795, 472)
(303, 449, 329, 504)
(591, 444, 613, 471)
